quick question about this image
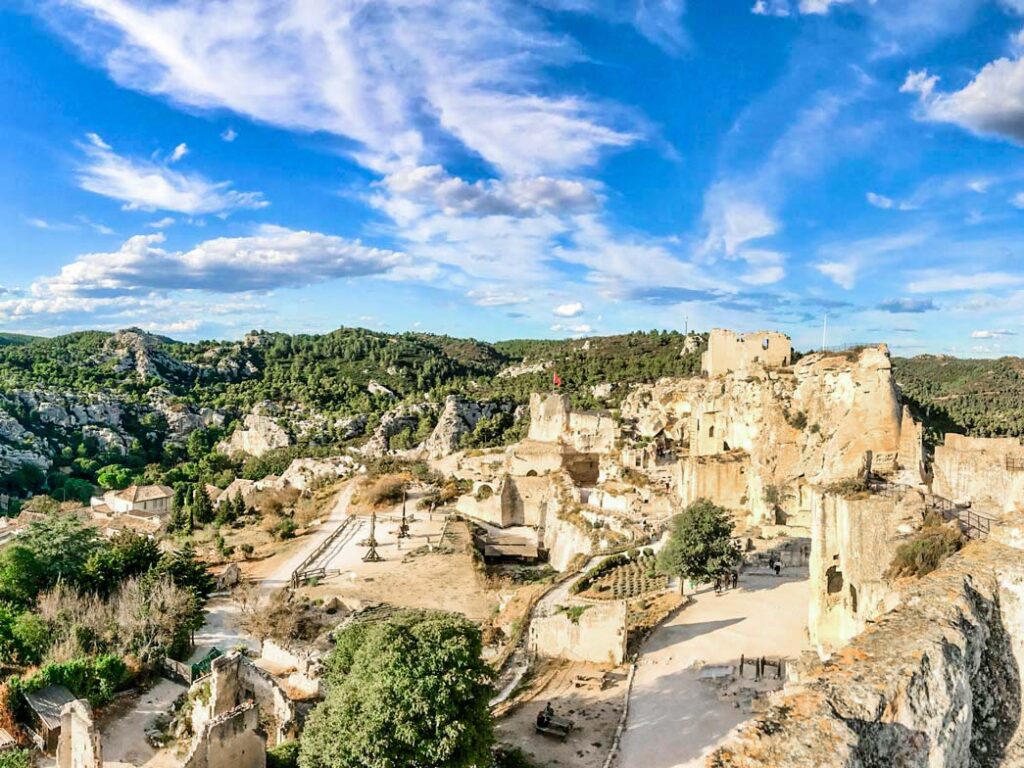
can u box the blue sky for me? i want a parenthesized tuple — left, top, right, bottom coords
(4, 1, 1024, 355)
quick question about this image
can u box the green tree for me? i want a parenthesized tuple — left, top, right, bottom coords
(657, 499, 740, 586)
(191, 486, 215, 526)
(300, 612, 495, 768)
(19, 514, 101, 586)
(0, 546, 44, 606)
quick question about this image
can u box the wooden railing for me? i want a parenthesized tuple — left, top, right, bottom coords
(290, 516, 356, 588)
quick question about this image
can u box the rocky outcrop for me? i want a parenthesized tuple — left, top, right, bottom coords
(218, 403, 291, 457)
(808, 486, 923, 655)
(711, 539, 1024, 768)
(424, 396, 511, 459)
(527, 393, 616, 454)
(102, 328, 197, 382)
(620, 346, 911, 524)
(362, 403, 435, 457)
(276, 456, 361, 491)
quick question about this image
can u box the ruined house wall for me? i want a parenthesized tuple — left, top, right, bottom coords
(807, 488, 922, 656)
(711, 540, 1024, 768)
(455, 480, 507, 526)
(527, 394, 616, 455)
(933, 433, 1024, 515)
(676, 453, 750, 513)
(621, 345, 907, 527)
(184, 704, 266, 768)
(195, 653, 296, 747)
(701, 329, 792, 378)
(57, 700, 101, 768)
(529, 599, 627, 665)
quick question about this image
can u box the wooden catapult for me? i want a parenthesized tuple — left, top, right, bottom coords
(362, 509, 383, 562)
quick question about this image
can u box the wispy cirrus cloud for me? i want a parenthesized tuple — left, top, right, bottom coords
(972, 328, 1018, 338)
(50, 0, 640, 176)
(77, 133, 267, 215)
(876, 297, 937, 313)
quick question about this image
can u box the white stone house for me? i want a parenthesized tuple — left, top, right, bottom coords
(90, 484, 174, 517)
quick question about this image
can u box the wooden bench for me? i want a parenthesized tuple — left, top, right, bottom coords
(535, 714, 573, 741)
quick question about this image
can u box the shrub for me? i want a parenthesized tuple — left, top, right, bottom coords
(493, 745, 534, 768)
(823, 477, 869, 498)
(0, 749, 32, 768)
(267, 740, 300, 768)
(274, 518, 297, 541)
(886, 525, 965, 579)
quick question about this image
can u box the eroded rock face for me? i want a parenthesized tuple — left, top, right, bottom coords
(710, 540, 1024, 768)
(527, 393, 616, 454)
(103, 328, 197, 382)
(933, 434, 1024, 516)
(620, 346, 909, 524)
(424, 396, 511, 459)
(217, 403, 291, 457)
(362, 402, 435, 457)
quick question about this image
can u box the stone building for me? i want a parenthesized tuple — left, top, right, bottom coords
(700, 328, 792, 377)
(90, 484, 174, 516)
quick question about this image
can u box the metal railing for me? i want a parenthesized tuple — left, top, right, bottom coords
(864, 477, 995, 541)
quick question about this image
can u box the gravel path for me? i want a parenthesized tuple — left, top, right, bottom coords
(617, 572, 810, 768)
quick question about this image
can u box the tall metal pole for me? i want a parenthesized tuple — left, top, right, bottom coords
(821, 312, 828, 352)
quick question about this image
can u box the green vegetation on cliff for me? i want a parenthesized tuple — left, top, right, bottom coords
(894, 355, 1024, 444)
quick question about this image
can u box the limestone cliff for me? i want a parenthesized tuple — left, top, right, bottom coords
(620, 346, 913, 524)
(933, 434, 1024, 516)
(217, 403, 291, 457)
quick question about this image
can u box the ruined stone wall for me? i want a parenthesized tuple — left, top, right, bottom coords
(57, 700, 101, 768)
(676, 453, 750, 513)
(807, 488, 922, 655)
(711, 540, 1024, 768)
(194, 653, 296, 748)
(933, 433, 1024, 516)
(701, 329, 792, 378)
(527, 394, 616, 456)
(543, 511, 594, 572)
(529, 599, 627, 665)
(621, 345, 908, 526)
(184, 704, 266, 768)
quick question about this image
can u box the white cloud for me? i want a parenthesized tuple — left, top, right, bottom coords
(551, 322, 593, 335)
(379, 166, 599, 218)
(51, 0, 638, 175)
(465, 287, 530, 307)
(908, 270, 1024, 293)
(553, 301, 584, 317)
(867, 192, 895, 209)
(972, 329, 1018, 338)
(798, 0, 850, 14)
(866, 191, 917, 211)
(903, 58, 1024, 144)
(146, 217, 176, 229)
(815, 260, 859, 290)
(220, 128, 237, 142)
(23, 226, 405, 301)
(1010, 192, 1024, 208)
(77, 133, 267, 215)
(168, 142, 188, 163)
(752, 0, 791, 17)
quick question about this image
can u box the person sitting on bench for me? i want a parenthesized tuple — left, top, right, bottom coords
(537, 703, 554, 728)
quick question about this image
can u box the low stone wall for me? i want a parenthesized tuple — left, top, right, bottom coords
(529, 599, 627, 665)
(184, 704, 265, 768)
(710, 539, 1024, 768)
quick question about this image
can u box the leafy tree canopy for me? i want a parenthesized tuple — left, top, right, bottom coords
(300, 611, 495, 768)
(657, 499, 741, 584)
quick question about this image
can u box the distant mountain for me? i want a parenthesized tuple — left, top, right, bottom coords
(0, 332, 39, 347)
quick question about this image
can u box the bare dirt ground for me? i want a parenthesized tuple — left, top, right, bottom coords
(617, 571, 810, 768)
(98, 483, 355, 765)
(496, 659, 629, 768)
(301, 517, 498, 622)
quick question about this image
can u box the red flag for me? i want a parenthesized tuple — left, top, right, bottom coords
(553, 372, 562, 387)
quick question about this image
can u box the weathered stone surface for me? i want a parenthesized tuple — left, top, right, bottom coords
(711, 540, 1024, 768)
(218, 403, 291, 457)
(362, 402, 434, 457)
(423, 395, 510, 459)
(933, 433, 1024, 516)
(620, 345, 909, 524)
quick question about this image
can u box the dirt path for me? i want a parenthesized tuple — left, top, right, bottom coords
(617, 572, 810, 768)
(102, 483, 356, 765)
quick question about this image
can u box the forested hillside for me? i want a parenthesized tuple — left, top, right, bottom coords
(894, 355, 1024, 444)
(0, 326, 705, 506)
